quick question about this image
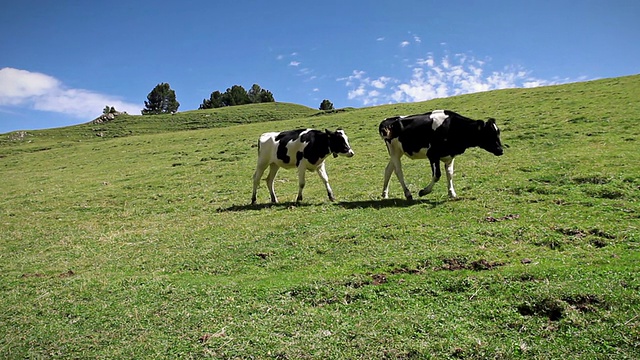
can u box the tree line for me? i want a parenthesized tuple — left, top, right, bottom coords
(199, 84, 274, 109)
(137, 82, 334, 115)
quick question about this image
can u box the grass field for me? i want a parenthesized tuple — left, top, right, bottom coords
(1, 75, 639, 359)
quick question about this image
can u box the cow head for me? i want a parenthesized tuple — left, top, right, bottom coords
(379, 116, 405, 141)
(480, 118, 504, 156)
(326, 129, 355, 158)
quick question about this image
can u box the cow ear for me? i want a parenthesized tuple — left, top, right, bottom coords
(487, 118, 496, 124)
(325, 128, 331, 134)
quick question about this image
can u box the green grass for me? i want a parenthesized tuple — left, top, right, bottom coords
(0, 102, 321, 156)
(1, 75, 639, 359)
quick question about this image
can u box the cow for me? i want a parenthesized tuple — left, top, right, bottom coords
(251, 128, 355, 204)
(379, 109, 504, 200)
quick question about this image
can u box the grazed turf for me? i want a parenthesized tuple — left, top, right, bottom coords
(1, 75, 639, 359)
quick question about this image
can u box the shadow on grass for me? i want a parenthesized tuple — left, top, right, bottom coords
(218, 198, 447, 212)
(335, 198, 446, 209)
(217, 201, 314, 212)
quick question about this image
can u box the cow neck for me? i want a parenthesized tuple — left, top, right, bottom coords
(454, 118, 483, 148)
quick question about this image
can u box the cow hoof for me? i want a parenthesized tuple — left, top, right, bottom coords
(418, 189, 432, 197)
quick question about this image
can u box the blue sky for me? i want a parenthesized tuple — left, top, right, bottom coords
(1, 1, 639, 134)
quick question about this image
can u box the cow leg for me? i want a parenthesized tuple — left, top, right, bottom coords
(296, 166, 306, 203)
(251, 160, 269, 204)
(381, 160, 394, 199)
(418, 159, 441, 197)
(316, 162, 334, 201)
(444, 157, 457, 198)
(265, 163, 280, 203)
(391, 155, 412, 200)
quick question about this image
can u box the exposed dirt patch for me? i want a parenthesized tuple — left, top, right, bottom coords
(562, 294, 606, 313)
(343, 276, 371, 289)
(371, 274, 387, 285)
(517, 298, 565, 321)
(451, 347, 465, 358)
(21, 271, 76, 279)
(436, 258, 504, 271)
(199, 334, 212, 344)
(484, 214, 520, 222)
(438, 258, 467, 271)
(58, 270, 75, 278)
(588, 229, 615, 239)
(554, 226, 615, 245)
(255, 252, 272, 260)
(390, 261, 429, 275)
(554, 227, 588, 238)
(21, 273, 45, 278)
(199, 329, 226, 344)
(470, 259, 503, 271)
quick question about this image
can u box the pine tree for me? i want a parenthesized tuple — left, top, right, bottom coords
(142, 83, 180, 115)
(259, 89, 275, 103)
(221, 85, 250, 107)
(248, 84, 263, 103)
(199, 91, 224, 109)
(319, 99, 334, 111)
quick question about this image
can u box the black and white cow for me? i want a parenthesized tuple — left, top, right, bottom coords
(251, 128, 355, 204)
(379, 109, 504, 200)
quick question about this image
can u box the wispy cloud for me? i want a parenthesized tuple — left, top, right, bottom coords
(289, 61, 301, 67)
(338, 53, 571, 106)
(400, 41, 410, 48)
(338, 71, 398, 106)
(0, 67, 140, 118)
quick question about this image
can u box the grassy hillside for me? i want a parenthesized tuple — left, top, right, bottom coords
(1, 75, 639, 358)
(0, 102, 321, 156)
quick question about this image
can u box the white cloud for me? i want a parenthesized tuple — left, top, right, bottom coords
(413, 35, 421, 43)
(0, 68, 60, 105)
(416, 56, 435, 67)
(376, 37, 385, 41)
(337, 70, 366, 87)
(347, 85, 366, 100)
(338, 53, 567, 106)
(0, 67, 140, 118)
(289, 61, 301, 67)
(400, 41, 410, 47)
(371, 76, 391, 89)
